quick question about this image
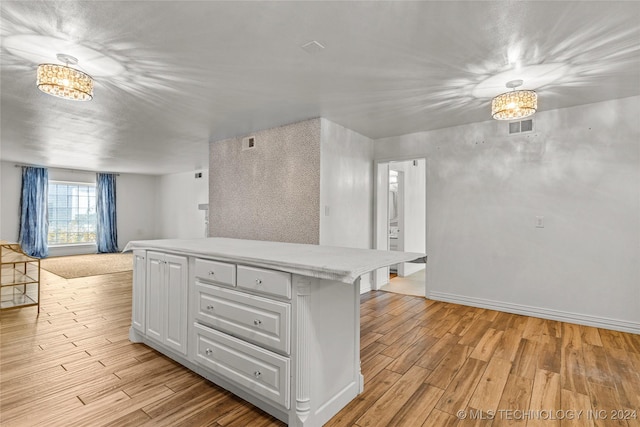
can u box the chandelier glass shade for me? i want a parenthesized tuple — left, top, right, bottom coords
(36, 63, 94, 101)
(491, 89, 537, 120)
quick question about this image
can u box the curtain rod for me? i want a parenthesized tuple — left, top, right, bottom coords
(13, 164, 120, 176)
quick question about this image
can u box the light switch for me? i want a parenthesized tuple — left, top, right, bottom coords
(324, 206, 330, 216)
(535, 216, 544, 228)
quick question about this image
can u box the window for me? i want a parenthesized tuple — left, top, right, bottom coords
(47, 181, 97, 245)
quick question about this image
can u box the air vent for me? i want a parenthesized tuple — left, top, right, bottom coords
(508, 119, 534, 135)
(242, 136, 256, 151)
(521, 119, 533, 132)
(301, 40, 325, 55)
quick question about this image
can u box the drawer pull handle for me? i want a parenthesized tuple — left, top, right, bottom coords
(205, 348, 212, 355)
(206, 305, 214, 310)
(255, 279, 262, 285)
(254, 371, 261, 378)
(253, 319, 262, 326)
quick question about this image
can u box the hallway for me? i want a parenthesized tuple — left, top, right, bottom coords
(381, 270, 425, 297)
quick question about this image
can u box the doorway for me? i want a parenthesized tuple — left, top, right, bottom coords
(374, 159, 427, 297)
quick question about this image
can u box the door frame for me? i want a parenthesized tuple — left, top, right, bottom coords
(373, 156, 428, 297)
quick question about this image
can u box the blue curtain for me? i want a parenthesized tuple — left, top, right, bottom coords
(96, 173, 118, 253)
(19, 167, 49, 258)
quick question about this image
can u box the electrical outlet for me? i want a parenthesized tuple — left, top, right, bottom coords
(535, 216, 544, 228)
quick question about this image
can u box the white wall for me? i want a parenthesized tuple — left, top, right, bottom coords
(0, 161, 22, 242)
(156, 169, 209, 239)
(0, 161, 159, 256)
(390, 159, 426, 276)
(374, 96, 640, 333)
(116, 173, 159, 249)
(319, 118, 375, 292)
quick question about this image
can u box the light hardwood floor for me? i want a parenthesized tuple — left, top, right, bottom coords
(1, 270, 639, 426)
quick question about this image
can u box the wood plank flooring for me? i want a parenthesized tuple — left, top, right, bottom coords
(1, 270, 639, 426)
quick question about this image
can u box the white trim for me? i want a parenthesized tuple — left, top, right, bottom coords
(373, 158, 428, 295)
(49, 179, 96, 185)
(376, 154, 428, 163)
(372, 161, 390, 290)
(428, 291, 640, 334)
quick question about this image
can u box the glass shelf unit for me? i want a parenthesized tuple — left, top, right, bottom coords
(1, 241, 40, 312)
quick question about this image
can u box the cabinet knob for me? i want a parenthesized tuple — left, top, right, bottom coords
(208, 271, 215, 276)
(254, 371, 261, 378)
(206, 305, 214, 310)
(253, 319, 262, 326)
(255, 279, 262, 285)
(205, 348, 212, 355)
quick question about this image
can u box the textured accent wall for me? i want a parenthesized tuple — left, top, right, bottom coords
(209, 118, 321, 244)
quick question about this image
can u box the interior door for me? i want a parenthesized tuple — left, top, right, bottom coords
(132, 250, 146, 332)
(164, 254, 188, 355)
(396, 170, 406, 276)
(374, 162, 390, 289)
(146, 252, 164, 342)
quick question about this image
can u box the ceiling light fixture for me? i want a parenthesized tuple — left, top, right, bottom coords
(491, 79, 537, 120)
(37, 53, 94, 101)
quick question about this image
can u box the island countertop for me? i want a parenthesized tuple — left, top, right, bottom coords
(123, 237, 425, 284)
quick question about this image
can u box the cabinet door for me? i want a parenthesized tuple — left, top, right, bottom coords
(164, 254, 188, 355)
(194, 323, 290, 409)
(132, 250, 146, 332)
(146, 252, 164, 342)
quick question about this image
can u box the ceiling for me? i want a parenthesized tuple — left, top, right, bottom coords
(1, 1, 639, 175)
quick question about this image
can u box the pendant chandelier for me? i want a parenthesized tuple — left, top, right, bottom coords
(491, 79, 536, 120)
(37, 53, 94, 101)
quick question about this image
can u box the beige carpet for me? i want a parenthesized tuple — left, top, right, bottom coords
(40, 253, 133, 279)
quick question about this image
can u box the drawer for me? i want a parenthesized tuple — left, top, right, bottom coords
(194, 323, 290, 409)
(195, 283, 291, 354)
(194, 258, 236, 287)
(237, 265, 291, 299)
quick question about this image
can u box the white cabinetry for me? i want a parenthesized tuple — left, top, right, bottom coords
(194, 323, 291, 409)
(130, 248, 364, 427)
(126, 238, 423, 427)
(194, 282, 291, 354)
(131, 250, 146, 332)
(145, 251, 188, 355)
(192, 260, 295, 413)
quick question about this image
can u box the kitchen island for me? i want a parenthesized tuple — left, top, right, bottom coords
(124, 238, 424, 427)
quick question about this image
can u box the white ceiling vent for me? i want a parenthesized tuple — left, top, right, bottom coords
(301, 40, 325, 55)
(509, 118, 534, 135)
(242, 136, 256, 151)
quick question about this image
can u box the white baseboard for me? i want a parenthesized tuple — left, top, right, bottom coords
(428, 291, 640, 335)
